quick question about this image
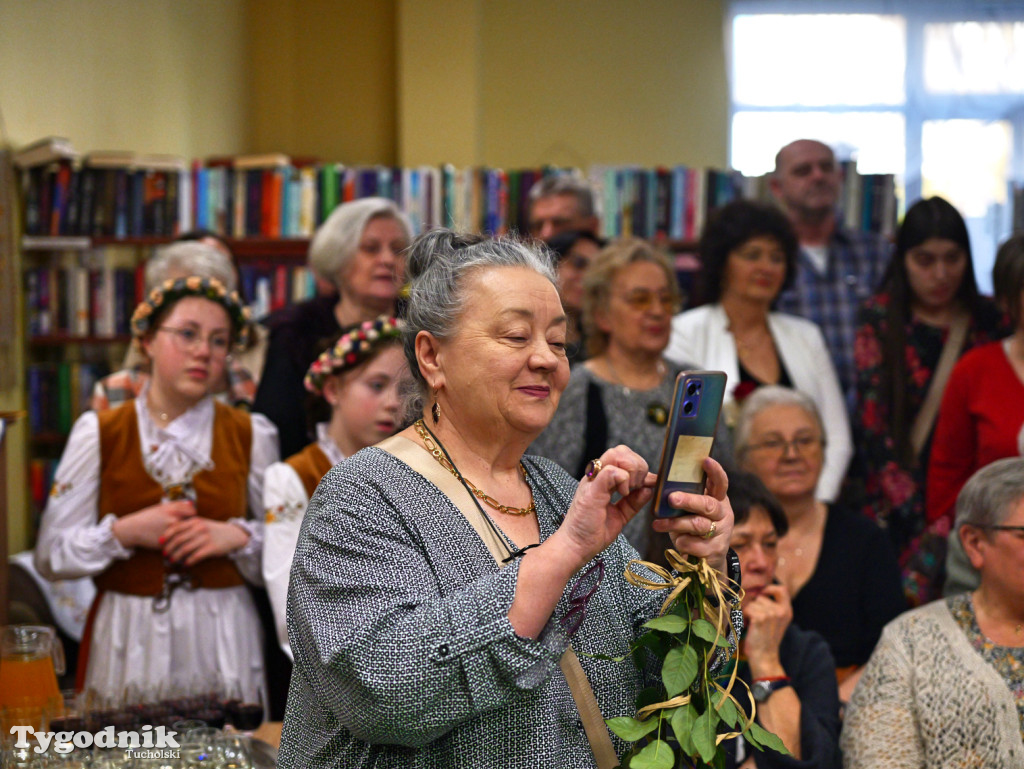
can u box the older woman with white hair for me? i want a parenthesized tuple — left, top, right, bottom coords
(254, 197, 413, 457)
(279, 230, 739, 769)
(842, 457, 1024, 768)
(735, 386, 905, 703)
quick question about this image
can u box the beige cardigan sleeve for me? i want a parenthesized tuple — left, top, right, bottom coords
(841, 619, 924, 769)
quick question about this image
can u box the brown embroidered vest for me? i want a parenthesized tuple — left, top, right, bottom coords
(284, 442, 334, 500)
(94, 401, 252, 595)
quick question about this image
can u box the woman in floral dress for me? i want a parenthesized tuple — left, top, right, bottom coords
(852, 197, 1006, 604)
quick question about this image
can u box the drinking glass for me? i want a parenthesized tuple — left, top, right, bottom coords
(222, 683, 263, 736)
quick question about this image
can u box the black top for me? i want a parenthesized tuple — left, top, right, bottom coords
(738, 356, 793, 388)
(726, 624, 842, 769)
(253, 294, 341, 458)
(791, 505, 906, 668)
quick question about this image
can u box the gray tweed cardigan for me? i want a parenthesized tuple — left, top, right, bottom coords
(278, 447, 725, 768)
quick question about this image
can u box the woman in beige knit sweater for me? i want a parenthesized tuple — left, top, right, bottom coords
(841, 457, 1024, 768)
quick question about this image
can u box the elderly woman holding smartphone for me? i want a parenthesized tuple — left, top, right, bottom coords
(279, 231, 739, 769)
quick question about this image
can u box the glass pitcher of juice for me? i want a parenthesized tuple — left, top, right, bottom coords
(0, 625, 65, 727)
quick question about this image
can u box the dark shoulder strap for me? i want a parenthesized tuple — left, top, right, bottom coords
(577, 379, 608, 477)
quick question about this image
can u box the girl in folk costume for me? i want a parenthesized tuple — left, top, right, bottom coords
(34, 277, 279, 702)
(262, 316, 405, 658)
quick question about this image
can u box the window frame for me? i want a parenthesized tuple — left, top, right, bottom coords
(727, 0, 1024, 201)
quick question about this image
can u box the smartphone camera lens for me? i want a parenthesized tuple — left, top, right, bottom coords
(683, 401, 694, 415)
(686, 382, 698, 396)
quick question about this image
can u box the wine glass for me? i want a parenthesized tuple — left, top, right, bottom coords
(222, 681, 263, 736)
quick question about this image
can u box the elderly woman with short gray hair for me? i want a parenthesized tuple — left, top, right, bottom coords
(735, 386, 904, 703)
(842, 457, 1024, 768)
(279, 229, 739, 769)
(254, 197, 413, 457)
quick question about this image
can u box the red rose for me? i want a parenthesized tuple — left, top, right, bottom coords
(854, 329, 883, 370)
(861, 398, 882, 431)
(733, 380, 758, 403)
(879, 462, 915, 508)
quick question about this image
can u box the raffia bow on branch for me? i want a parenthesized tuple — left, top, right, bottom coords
(602, 549, 790, 768)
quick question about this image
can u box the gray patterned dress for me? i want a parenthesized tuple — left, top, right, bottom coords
(279, 448, 723, 768)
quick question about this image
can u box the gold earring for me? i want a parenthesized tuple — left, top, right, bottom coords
(431, 389, 440, 424)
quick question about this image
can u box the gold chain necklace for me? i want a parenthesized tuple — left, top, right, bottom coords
(413, 419, 536, 517)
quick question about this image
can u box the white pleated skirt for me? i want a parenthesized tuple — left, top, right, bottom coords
(85, 586, 265, 704)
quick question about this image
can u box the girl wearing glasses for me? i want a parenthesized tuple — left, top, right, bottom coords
(530, 239, 698, 559)
(34, 277, 279, 704)
(665, 200, 852, 503)
(735, 386, 904, 706)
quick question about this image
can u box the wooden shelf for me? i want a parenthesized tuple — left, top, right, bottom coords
(22, 235, 311, 263)
(30, 431, 68, 446)
(22, 236, 92, 251)
(29, 335, 131, 346)
(228, 238, 309, 262)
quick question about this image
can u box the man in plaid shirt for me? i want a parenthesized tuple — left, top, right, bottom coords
(770, 139, 893, 408)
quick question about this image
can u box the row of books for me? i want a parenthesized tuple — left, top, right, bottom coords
(15, 138, 899, 245)
(590, 166, 751, 241)
(24, 257, 322, 338)
(25, 264, 142, 338)
(239, 264, 319, 320)
(21, 158, 188, 239)
(26, 361, 108, 436)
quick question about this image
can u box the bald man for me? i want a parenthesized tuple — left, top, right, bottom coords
(769, 139, 893, 407)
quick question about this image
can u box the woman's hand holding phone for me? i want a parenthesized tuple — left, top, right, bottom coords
(651, 456, 734, 574)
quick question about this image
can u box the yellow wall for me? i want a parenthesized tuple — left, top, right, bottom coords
(0, 0, 249, 158)
(397, 0, 729, 169)
(245, 0, 398, 164)
(397, 0, 484, 168)
(0, 0, 250, 552)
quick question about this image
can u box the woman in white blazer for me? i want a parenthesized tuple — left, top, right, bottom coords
(665, 200, 852, 501)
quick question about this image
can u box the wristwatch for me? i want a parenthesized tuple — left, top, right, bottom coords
(751, 677, 792, 702)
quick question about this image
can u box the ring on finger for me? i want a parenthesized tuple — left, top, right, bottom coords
(585, 458, 603, 481)
(703, 520, 717, 540)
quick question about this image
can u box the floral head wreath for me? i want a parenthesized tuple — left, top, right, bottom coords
(304, 316, 404, 396)
(130, 276, 252, 349)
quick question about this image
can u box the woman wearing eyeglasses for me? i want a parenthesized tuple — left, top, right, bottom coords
(734, 386, 904, 705)
(530, 238, 696, 559)
(279, 231, 738, 769)
(842, 458, 1024, 768)
(35, 277, 279, 703)
(665, 200, 852, 503)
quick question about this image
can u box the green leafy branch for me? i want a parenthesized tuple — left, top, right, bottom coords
(601, 550, 790, 769)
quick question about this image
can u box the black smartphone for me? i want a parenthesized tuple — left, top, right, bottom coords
(652, 370, 727, 518)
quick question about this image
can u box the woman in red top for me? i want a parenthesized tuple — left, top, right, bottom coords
(927, 234, 1024, 546)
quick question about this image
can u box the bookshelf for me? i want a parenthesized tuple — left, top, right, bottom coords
(9, 138, 900, 549)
